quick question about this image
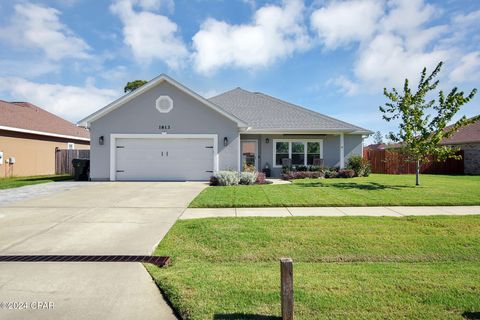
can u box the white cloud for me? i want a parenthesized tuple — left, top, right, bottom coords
(0, 77, 119, 122)
(110, 0, 188, 68)
(310, 0, 383, 49)
(192, 0, 310, 74)
(449, 52, 480, 84)
(311, 0, 460, 92)
(0, 3, 91, 60)
(354, 33, 448, 89)
(327, 75, 359, 95)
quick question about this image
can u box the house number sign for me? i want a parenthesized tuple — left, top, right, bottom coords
(159, 125, 171, 130)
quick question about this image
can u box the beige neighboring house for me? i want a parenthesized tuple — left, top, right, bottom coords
(0, 100, 90, 178)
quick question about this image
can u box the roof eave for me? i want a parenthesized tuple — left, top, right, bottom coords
(242, 128, 373, 135)
(0, 125, 90, 141)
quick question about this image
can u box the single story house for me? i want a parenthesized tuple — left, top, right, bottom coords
(0, 100, 90, 177)
(441, 117, 480, 175)
(78, 74, 371, 181)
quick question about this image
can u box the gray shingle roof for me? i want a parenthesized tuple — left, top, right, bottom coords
(209, 88, 370, 133)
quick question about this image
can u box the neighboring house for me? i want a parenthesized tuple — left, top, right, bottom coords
(78, 74, 371, 181)
(0, 100, 90, 177)
(442, 117, 480, 175)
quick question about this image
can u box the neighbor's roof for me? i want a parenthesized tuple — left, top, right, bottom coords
(442, 117, 480, 145)
(209, 88, 372, 134)
(0, 100, 90, 141)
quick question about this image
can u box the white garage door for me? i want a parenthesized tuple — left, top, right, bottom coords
(115, 137, 214, 181)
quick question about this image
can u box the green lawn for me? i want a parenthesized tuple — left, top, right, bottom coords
(189, 174, 480, 207)
(147, 216, 480, 320)
(0, 174, 73, 189)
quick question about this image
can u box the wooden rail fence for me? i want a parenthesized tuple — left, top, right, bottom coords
(363, 149, 464, 174)
(55, 149, 90, 175)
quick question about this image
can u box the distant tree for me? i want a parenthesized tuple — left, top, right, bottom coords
(380, 61, 478, 186)
(124, 80, 148, 93)
(373, 131, 384, 144)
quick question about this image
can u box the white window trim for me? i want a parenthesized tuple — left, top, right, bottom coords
(109, 134, 218, 181)
(272, 139, 323, 168)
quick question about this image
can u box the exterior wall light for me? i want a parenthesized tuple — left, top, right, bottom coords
(265, 138, 270, 144)
(99, 136, 104, 145)
(224, 137, 228, 146)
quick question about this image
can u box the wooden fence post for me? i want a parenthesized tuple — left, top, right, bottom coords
(280, 257, 294, 320)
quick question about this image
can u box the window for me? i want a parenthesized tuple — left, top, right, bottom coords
(273, 140, 323, 167)
(307, 142, 320, 165)
(156, 95, 173, 113)
(67, 142, 75, 150)
(291, 142, 304, 165)
(275, 142, 289, 166)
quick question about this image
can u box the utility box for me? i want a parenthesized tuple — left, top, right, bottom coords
(8, 157, 16, 164)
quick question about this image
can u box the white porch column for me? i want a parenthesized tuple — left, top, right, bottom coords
(339, 133, 345, 169)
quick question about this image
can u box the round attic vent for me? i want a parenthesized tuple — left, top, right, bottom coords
(156, 95, 173, 113)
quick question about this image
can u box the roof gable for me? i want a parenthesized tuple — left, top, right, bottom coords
(209, 88, 371, 134)
(0, 100, 89, 140)
(78, 74, 248, 128)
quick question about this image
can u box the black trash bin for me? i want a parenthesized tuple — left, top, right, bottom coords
(72, 159, 90, 181)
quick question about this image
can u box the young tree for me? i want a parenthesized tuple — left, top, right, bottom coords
(373, 131, 384, 144)
(380, 62, 478, 185)
(124, 80, 148, 93)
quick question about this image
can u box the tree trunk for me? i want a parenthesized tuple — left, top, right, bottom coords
(415, 159, 420, 186)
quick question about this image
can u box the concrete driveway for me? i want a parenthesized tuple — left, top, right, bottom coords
(0, 181, 207, 320)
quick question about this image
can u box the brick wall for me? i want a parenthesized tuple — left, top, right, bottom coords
(459, 143, 480, 175)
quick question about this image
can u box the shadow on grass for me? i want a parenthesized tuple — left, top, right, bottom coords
(12, 175, 73, 183)
(213, 314, 281, 320)
(463, 311, 480, 319)
(299, 181, 413, 191)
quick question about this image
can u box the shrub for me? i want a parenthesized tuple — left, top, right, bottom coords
(294, 165, 308, 172)
(215, 171, 240, 186)
(309, 165, 322, 172)
(347, 155, 372, 177)
(282, 165, 291, 174)
(209, 176, 219, 186)
(281, 171, 324, 180)
(324, 168, 338, 178)
(239, 171, 257, 185)
(338, 169, 355, 178)
(256, 172, 266, 184)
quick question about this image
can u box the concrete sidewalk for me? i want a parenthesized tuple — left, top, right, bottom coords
(180, 206, 480, 219)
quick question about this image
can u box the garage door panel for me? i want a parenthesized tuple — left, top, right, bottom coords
(115, 137, 214, 181)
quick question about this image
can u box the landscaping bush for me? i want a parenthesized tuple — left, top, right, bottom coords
(239, 172, 257, 185)
(324, 169, 338, 178)
(294, 165, 308, 172)
(338, 169, 355, 178)
(347, 155, 372, 177)
(281, 171, 324, 180)
(209, 176, 219, 186)
(256, 172, 266, 184)
(215, 171, 240, 186)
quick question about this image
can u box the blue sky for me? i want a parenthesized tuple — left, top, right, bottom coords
(0, 0, 479, 142)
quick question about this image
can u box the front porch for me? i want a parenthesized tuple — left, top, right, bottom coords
(240, 133, 361, 177)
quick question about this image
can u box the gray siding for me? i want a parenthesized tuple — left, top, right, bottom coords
(241, 134, 364, 177)
(90, 82, 239, 180)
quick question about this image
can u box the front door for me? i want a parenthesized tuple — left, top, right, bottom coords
(241, 140, 258, 171)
